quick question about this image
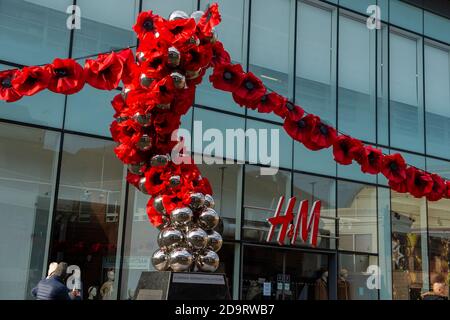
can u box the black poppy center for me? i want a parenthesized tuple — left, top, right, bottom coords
(159, 85, 168, 93)
(368, 152, 376, 163)
(26, 76, 38, 86)
(389, 162, 398, 171)
(1, 77, 12, 88)
(55, 68, 69, 78)
(340, 142, 349, 154)
(150, 57, 163, 69)
(151, 172, 163, 185)
(223, 71, 233, 81)
(143, 19, 154, 31)
(244, 80, 255, 91)
(260, 94, 268, 103)
(171, 26, 184, 35)
(297, 119, 306, 129)
(172, 196, 182, 204)
(319, 124, 328, 136)
(414, 176, 424, 187)
(189, 49, 200, 63)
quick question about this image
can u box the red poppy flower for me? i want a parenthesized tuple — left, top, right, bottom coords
(191, 176, 213, 195)
(427, 174, 446, 201)
(306, 120, 337, 151)
(126, 172, 141, 188)
(283, 114, 318, 145)
(12, 66, 50, 96)
(209, 63, 244, 92)
(84, 52, 123, 90)
(381, 153, 407, 184)
(406, 167, 434, 198)
(285, 103, 305, 122)
(357, 146, 383, 175)
(110, 119, 142, 144)
(147, 198, 164, 227)
(157, 18, 197, 45)
(117, 49, 137, 85)
(133, 11, 163, 40)
(152, 112, 181, 136)
(254, 92, 288, 115)
(114, 142, 143, 164)
(0, 70, 22, 102)
(333, 135, 363, 165)
(211, 41, 231, 67)
(111, 94, 129, 117)
(149, 76, 176, 105)
(182, 45, 213, 71)
(232, 72, 266, 107)
(47, 58, 85, 95)
(389, 179, 408, 194)
(144, 167, 169, 196)
(197, 3, 221, 37)
(172, 87, 195, 115)
(162, 193, 184, 213)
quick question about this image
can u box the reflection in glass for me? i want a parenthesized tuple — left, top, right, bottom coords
(50, 134, 124, 300)
(0, 123, 59, 299)
(378, 187, 392, 299)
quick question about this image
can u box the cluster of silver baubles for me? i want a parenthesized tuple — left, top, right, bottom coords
(151, 193, 223, 273)
(127, 9, 222, 273)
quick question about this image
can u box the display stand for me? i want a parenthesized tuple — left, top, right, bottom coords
(134, 271, 231, 300)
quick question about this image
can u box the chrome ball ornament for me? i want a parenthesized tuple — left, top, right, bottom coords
(190, 11, 204, 23)
(171, 207, 193, 227)
(151, 249, 169, 271)
(169, 175, 181, 188)
(171, 72, 186, 89)
(196, 250, 219, 272)
(204, 194, 215, 209)
(132, 112, 151, 127)
(169, 10, 189, 21)
(198, 208, 220, 230)
(158, 227, 184, 249)
(186, 228, 208, 250)
(206, 230, 223, 252)
(127, 163, 144, 175)
(140, 73, 153, 88)
(188, 193, 205, 210)
(168, 47, 180, 67)
(153, 195, 166, 214)
(136, 134, 152, 151)
(169, 248, 193, 272)
(138, 177, 148, 194)
(151, 154, 169, 167)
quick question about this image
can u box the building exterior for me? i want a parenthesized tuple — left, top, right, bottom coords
(0, 0, 449, 300)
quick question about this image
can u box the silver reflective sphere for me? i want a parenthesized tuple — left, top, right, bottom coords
(151, 249, 169, 271)
(171, 207, 193, 227)
(153, 195, 166, 214)
(198, 208, 219, 230)
(204, 194, 215, 209)
(169, 10, 189, 21)
(169, 248, 193, 272)
(116, 116, 129, 123)
(121, 87, 131, 100)
(189, 192, 205, 210)
(190, 10, 204, 23)
(206, 230, 223, 252)
(138, 177, 148, 194)
(168, 47, 180, 67)
(196, 250, 219, 272)
(136, 134, 152, 151)
(140, 73, 153, 88)
(169, 175, 181, 188)
(171, 72, 186, 89)
(151, 154, 169, 167)
(132, 112, 151, 127)
(128, 163, 144, 175)
(136, 51, 146, 64)
(158, 227, 184, 249)
(156, 103, 171, 110)
(186, 228, 208, 250)
(156, 215, 170, 230)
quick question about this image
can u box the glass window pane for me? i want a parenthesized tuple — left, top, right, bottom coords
(338, 253, 379, 300)
(143, 0, 197, 19)
(426, 157, 450, 180)
(425, 41, 450, 159)
(292, 173, 336, 249)
(339, 0, 373, 15)
(389, 29, 424, 153)
(296, 1, 337, 126)
(72, 0, 139, 58)
(0, 64, 65, 129)
(389, 0, 423, 34)
(378, 187, 392, 299)
(0, 123, 59, 299)
(243, 165, 291, 243)
(49, 134, 125, 300)
(338, 181, 378, 253)
(338, 12, 376, 142)
(377, 24, 389, 146)
(64, 86, 118, 137)
(294, 143, 336, 177)
(0, 0, 71, 65)
(391, 191, 429, 300)
(196, 0, 246, 115)
(248, 0, 293, 123)
(424, 11, 450, 44)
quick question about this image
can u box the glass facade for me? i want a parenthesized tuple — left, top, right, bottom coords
(1, 0, 450, 300)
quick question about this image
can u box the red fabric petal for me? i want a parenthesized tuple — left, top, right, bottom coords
(12, 66, 50, 96)
(85, 52, 123, 90)
(0, 70, 22, 102)
(406, 167, 434, 198)
(333, 135, 363, 165)
(427, 174, 446, 201)
(198, 3, 221, 37)
(358, 146, 383, 175)
(231, 72, 266, 107)
(47, 58, 85, 95)
(209, 63, 244, 92)
(211, 41, 231, 67)
(381, 153, 407, 184)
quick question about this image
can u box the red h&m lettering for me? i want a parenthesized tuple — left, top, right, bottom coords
(266, 196, 321, 247)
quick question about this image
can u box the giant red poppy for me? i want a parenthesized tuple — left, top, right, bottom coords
(252, 92, 288, 115)
(284, 102, 305, 122)
(117, 49, 137, 85)
(357, 146, 383, 175)
(111, 94, 130, 118)
(149, 76, 176, 105)
(209, 63, 244, 92)
(197, 3, 221, 37)
(406, 167, 433, 198)
(152, 112, 181, 136)
(133, 11, 163, 40)
(182, 45, 213, 72)
(162, 193, 184, 214)
(389, 179, 408, 194)
(114, 142, 143, 164)
(110, 119, 142, 144)
(283, 114, 318, 145)
(381, 153, 407, 184)
(0, 70, 22, 102)
(47, 58, 85, 95)
(12, 66, 51, 96)
(84, 52, 123, 90)
(427, 174, 446, 201)
(232, 72, 266, 107)
(157, 18, 197, 45)
(211, 41, 231, 67)
(333, 135, 363, 165)
(306, 120, 337, 151)
(172, 86, 195, 115)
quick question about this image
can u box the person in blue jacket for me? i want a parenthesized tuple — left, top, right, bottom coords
(31, 262, 81, 300)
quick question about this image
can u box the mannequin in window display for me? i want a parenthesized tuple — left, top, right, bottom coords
(314, 270, 328, 300)
(100, 270, 115, 300)
(245, 280, 261, 300)
(337, 269, 351, 300)
(88, 286, 98, 300)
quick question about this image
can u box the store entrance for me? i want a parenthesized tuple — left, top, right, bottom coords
(242, 245, 332, 300)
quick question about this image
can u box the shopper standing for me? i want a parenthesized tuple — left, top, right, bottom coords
(31, 262, 80, 300)
(421, 275, 449, 300)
